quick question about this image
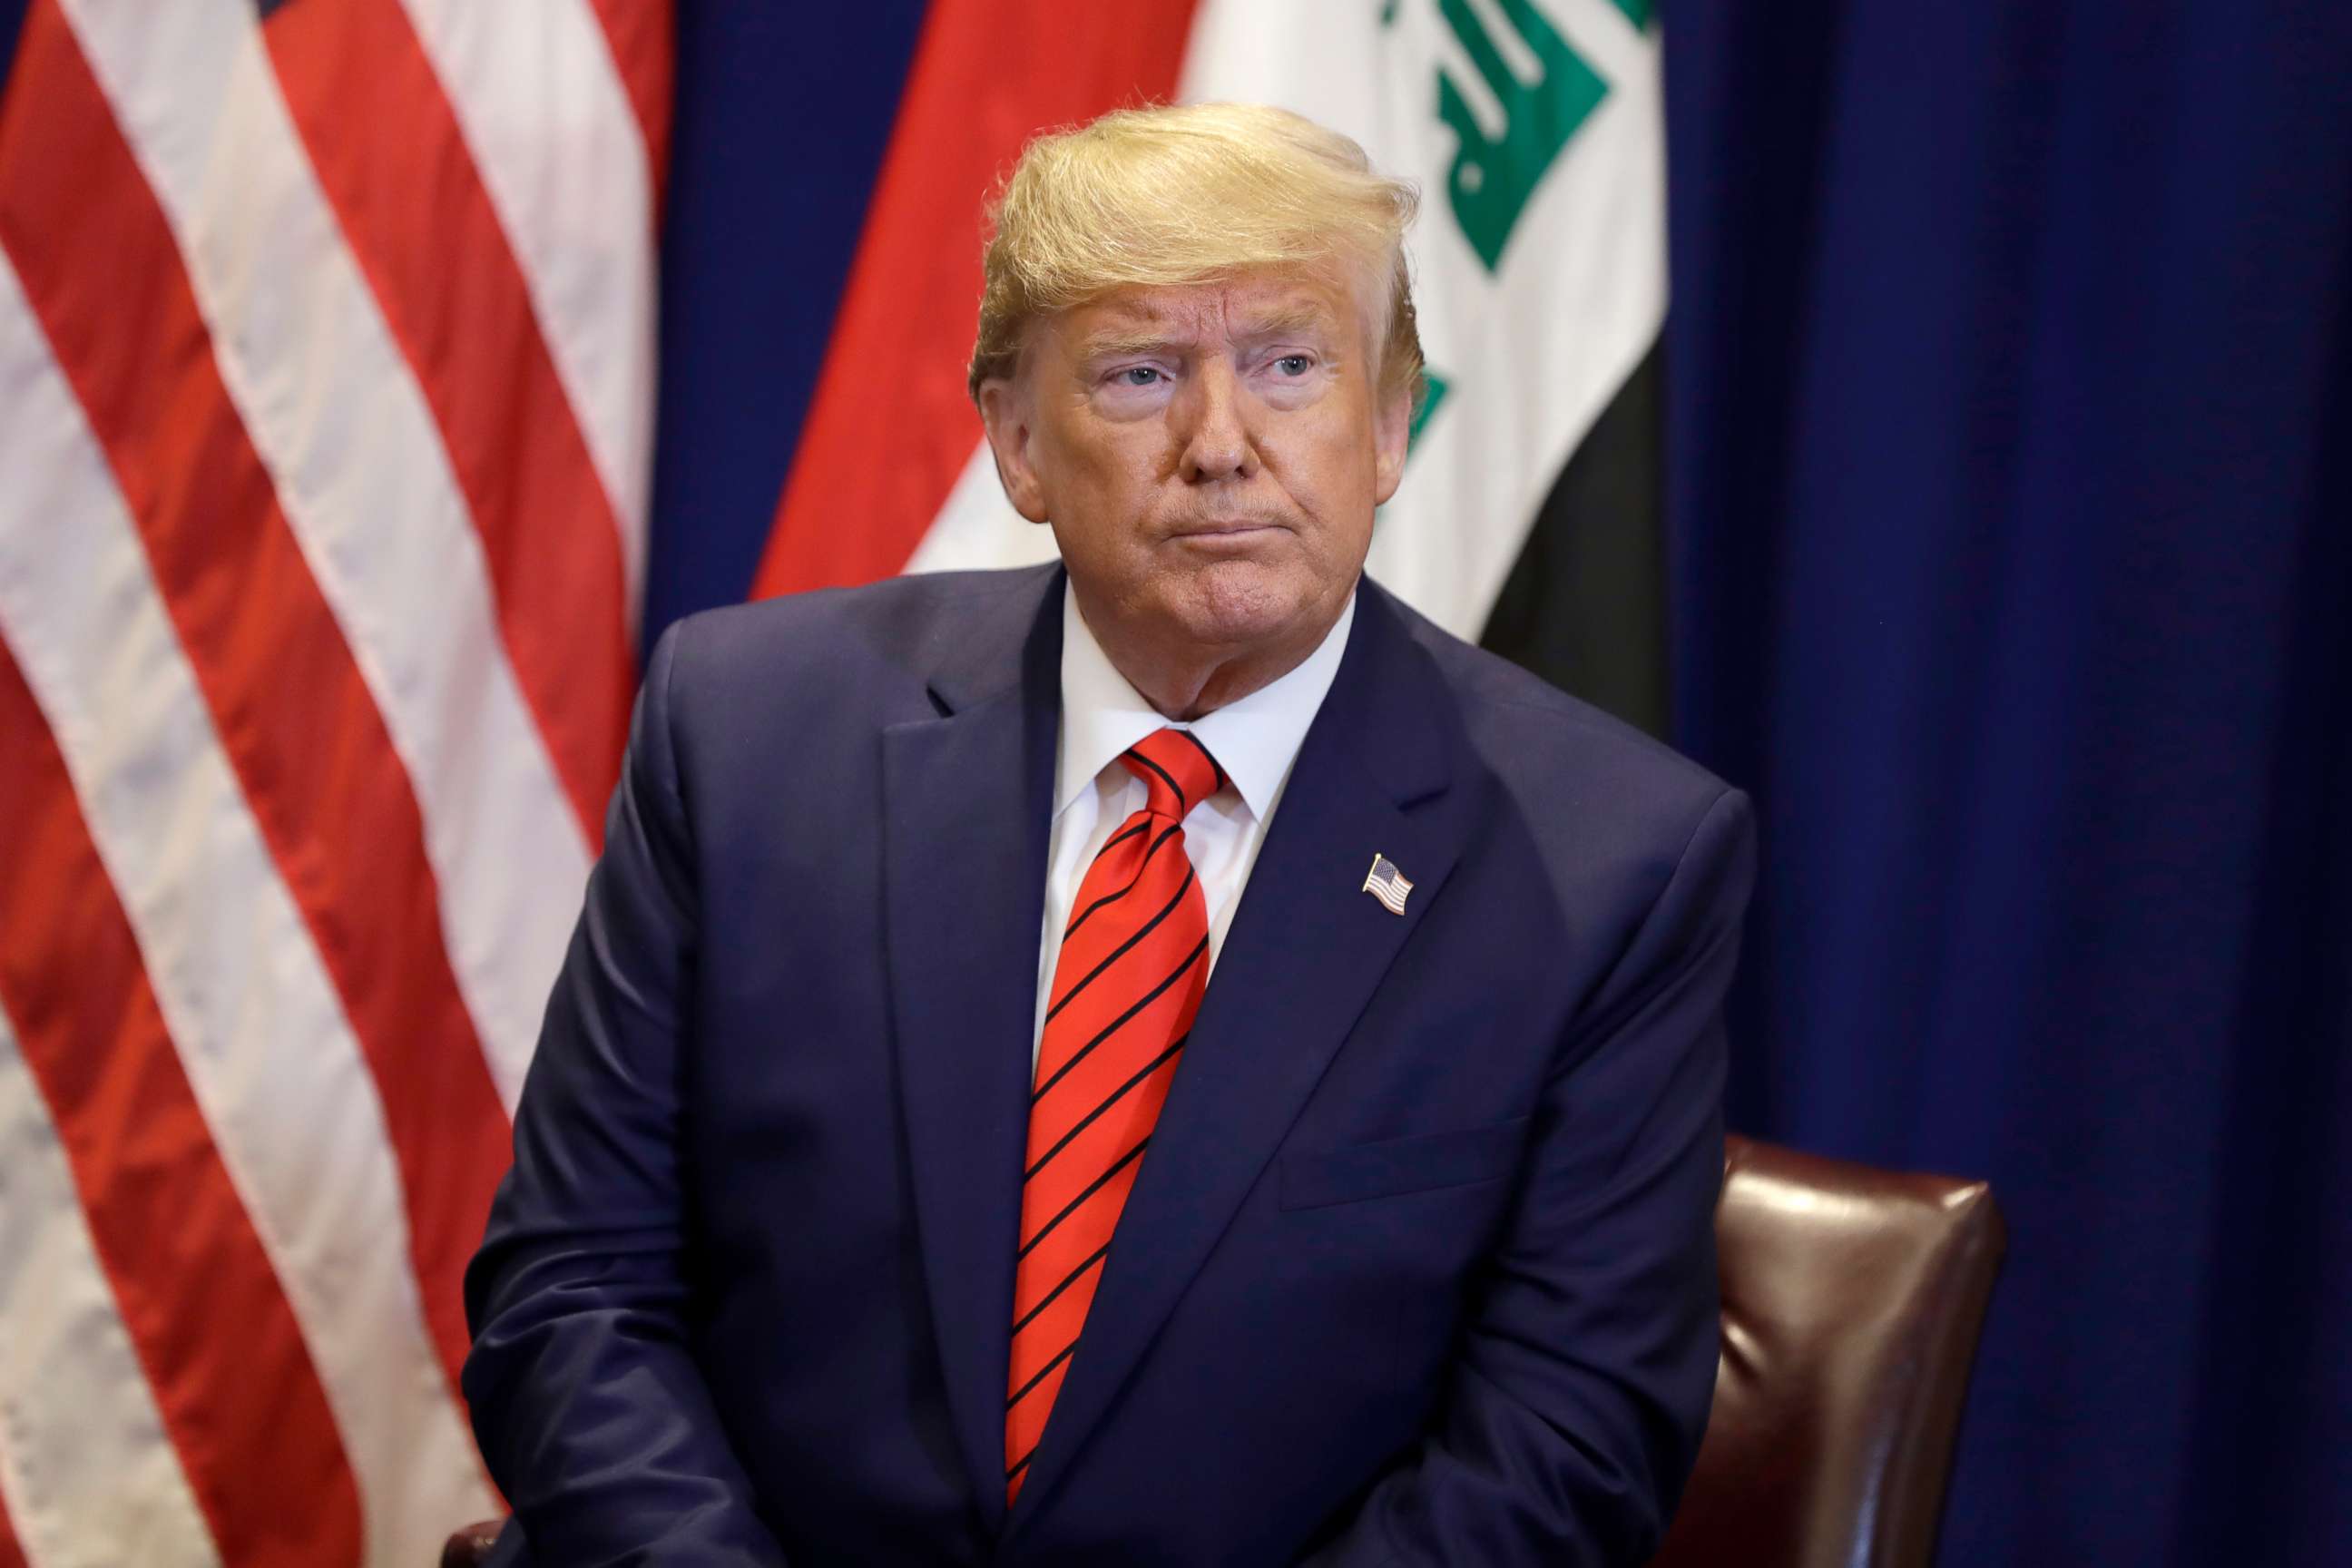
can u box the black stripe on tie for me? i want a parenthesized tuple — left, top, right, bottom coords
(1011, 1241, 1112, 1337)
(1006, 1449, 1035, 1483)
(1018, 1134, 1152, 1259)
(1045, 866, 1195, 1024)
(1032, 936, 1209, 1104)
(1177, 729, 1227, 795)
(1007, 1338, 1079, 1409)
(1096, 818, 1152, 858)
(1123, 745, 1187, 812)
(1025, 1034, 1189, 1180)
(1063, 822, 1181, 940)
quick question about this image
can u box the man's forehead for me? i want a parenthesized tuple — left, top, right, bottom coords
(1066, 275, 1355, 343)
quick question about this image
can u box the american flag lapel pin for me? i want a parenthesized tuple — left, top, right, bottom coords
(1361, 853, 1414, 916)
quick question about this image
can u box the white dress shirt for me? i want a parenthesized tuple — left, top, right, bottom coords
(1032, 583, 1357, 1065)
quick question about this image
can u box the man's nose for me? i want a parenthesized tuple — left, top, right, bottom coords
(1174, 360, 1257, 483)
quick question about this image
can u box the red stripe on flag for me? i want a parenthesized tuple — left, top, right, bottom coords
(0, 0, 509, 1396)
(582, 0, 673, 212)
(0, 633, 365, 1568)
(260, 0, 629, 847)
(0, 1487, 24, 1568)
(750, 0, 1200, 599)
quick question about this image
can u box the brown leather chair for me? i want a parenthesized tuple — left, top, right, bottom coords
(1651, 1134, 2006, 1568)
(440, 1520, 499, 1568)
(443, 1135, 2004, 1567)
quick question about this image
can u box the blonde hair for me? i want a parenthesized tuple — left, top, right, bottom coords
(968, 103, 1425, 410)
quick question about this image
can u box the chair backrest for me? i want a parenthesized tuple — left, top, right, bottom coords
(440, 1520, 498, 1568)
(1651, 1135, 2006, 1568)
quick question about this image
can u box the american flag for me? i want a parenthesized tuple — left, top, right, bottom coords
(0, 1, 665, 1563)
(1362, 854, 1416, 916)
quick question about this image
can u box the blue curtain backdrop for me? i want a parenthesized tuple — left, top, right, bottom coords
(1662, 3, 2352, 1563)
(647, 3, 2352, 1562)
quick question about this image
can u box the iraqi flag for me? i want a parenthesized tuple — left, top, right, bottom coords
(754, 0, 1669, 734)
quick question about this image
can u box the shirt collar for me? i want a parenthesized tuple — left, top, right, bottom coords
(1054, 580, 1357, 822)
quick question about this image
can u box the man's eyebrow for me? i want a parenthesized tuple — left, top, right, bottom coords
(1230, 300, 1338, 340)
(1074, 326, 1185, 359)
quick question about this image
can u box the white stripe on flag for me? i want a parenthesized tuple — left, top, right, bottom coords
(397, 0, 659, 607)
(0, 1004, 222, 1568)
(59, 0, 593, 1110)
(902, 438, 1060, 576)
(0, 250, 494, 1567)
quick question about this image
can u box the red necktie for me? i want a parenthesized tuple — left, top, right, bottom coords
(1004, 727, 1222, 1504)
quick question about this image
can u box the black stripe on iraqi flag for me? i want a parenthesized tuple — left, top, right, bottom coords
(1477, 335, 1670, 740)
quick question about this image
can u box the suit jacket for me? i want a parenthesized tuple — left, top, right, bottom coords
(464, 564, 1756, 1566)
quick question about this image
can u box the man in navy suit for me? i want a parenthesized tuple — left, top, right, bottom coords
(464, 103, 1755, 1565)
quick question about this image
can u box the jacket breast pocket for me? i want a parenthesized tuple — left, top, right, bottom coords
(1278, 1116, 1530, 1211)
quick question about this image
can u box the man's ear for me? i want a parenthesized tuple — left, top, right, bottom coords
(977, 377, 1050, 524)
(1371, 380, 1413, 506)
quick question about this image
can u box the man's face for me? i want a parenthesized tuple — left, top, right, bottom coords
(980, 270, 1411, 673)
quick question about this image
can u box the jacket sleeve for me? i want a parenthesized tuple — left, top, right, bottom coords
(1299, 788, 1756, 1568)
(462, 621, 789, 1566)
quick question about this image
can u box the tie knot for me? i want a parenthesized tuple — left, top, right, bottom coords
(1120, 728, 1225, 821)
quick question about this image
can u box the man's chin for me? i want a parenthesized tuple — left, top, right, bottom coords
(1162, 564, 1333, 653)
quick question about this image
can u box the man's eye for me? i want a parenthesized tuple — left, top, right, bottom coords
(1115, 366, 1162, 387)
(1274, 355, 1314, 377)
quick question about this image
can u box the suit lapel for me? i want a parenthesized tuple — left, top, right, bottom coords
(1004, 585, 1472, 1540)
(883, 568, 1063, 1535)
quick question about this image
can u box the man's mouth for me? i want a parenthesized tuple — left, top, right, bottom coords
(1170, 517, 1285, 539)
